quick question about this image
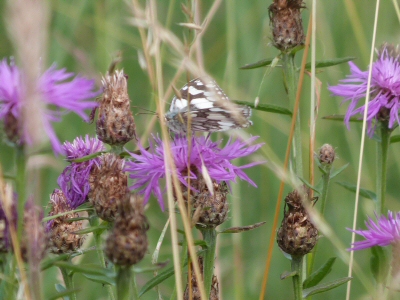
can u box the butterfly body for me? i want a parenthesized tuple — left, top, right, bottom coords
(165, 77, 252, 134)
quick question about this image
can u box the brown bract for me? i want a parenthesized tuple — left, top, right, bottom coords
(269, 0, 305, 51)
(96, 70, 137, 146)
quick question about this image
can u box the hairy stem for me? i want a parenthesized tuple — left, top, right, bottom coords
(291, 255, 304, 300)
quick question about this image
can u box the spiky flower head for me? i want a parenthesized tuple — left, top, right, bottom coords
(57, 135, 105, 209)
(329, 44, 400, 136)
(105, 195, 149, 266)
(0, 58, 99, 153)
(89, 153, 128, 222)
(277, 186, 318, 256)
(125, 135, 263, 210)
(269, 0, 305, 52)
(46, 189, 85, 254)
(96, 70, 137, 146)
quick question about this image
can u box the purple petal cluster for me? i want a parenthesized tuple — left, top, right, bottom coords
(0, 58, 100, 154)
(125, 135, 264, 210)
(57, 135, 105, 209)
(348, 211, 400, 251)
(329, 46, 400, 136)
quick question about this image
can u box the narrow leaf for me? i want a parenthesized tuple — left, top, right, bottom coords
(336, 182, 377, 202)
(218, 221, 266, 234)
(330, 163, 349, 179)
(240, 58, 274, 69)
(303, 257, 336, 289)
(280, 270, 298, 280)
(303, 277, 352, 297)
(233, 100, 292, 116)
(50, 286, 80, 300)
(82, 273, 115, 286)
(323, 115, 362, 122)
(133, 261, 169, 273)
(69, 151, 105, 163)
(73, 224, 109, 235)
(54, 262, 113, 277)
(390, 135, 400, 144)
(305, 57, 355, 70)
(298, 178, 322, 195)
(139, 260, 189, 297)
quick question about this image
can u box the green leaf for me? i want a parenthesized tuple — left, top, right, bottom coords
(370, 246, 390, 284)
(218, 221, 266, 234)
(390, 135, 400, 144)
(330, 163, 349, 179)
(303, 277, 352, 298)
(280, 270, 298, 280)
(132, 261, 169, 273)
(54, 262, 114, 277)
(298, 178, 322, 195)
(303, 257, 336, 289)
(73, 224, 109, 235)
(82, 273, 115, 286)
(239, 58, 274, 69)
(42, 206, 94, 222)
(69, 151, 105, 163)
(305, 57, 355, 70)
(48, 287, 80, 300)
(336, 182, 377, 202)
(139, 260, 189, 297)
(233, 100, 292, 116)
(322, 115, 362, 122)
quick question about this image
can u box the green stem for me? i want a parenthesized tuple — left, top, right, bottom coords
(110, 145, 124, 156)
(199, 227, 217, 298)
(116, 266, 136, 300)
(89, 212, 115, 300)
(282, 53, 303, 178)
(291, 255, 304, 300)
(307, 165, 332, 275)
(376, 122, 391, 214)
(59, 266, 77, 300)
(16, 146, 26, 239)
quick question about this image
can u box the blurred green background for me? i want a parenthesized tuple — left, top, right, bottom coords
(1, 0, 400, 299)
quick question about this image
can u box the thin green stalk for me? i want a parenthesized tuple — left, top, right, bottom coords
(89, 212, 115, 300)
(59, 266, 77, 300)
(199, 227, 217, 298)
(282, 53, 303, 178)
(291, 255, 304, 300)
(376, 122, 391, 214)
(116, 266, 136, 300)
(16, 146, 26, 239)
(307, 164, 332, 275)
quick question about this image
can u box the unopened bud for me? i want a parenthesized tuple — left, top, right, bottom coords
(318, 144, 336, 166)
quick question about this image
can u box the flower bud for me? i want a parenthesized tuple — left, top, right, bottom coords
(46, 189, 84, 254)
(89, 153, 128, 222)
(96, 70, 137, 146)
(105, 195, 149, 266)
(269, 0, 305, 51)
(318, 144, 336, 166)
(277, 186, 318, 256)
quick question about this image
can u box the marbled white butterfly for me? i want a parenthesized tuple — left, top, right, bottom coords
(165, 77, 252, 134)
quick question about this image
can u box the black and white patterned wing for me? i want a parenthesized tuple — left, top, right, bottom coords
(165, 77, 252, 133)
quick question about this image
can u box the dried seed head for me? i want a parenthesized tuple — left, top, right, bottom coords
(96, 70, 137, 146)
(46, 189, 84, 254)
(21, 200, 47, 263)
(269, 0, 305, 51)
(184, 256, 219, 300)
(105, 195, 149, 266)
(379, 43, 400, 61)
(89, 153, 128, 222)
(277, 186, 318, 256)
(177, 169, 229, 227)
(318, 144, 336, 166)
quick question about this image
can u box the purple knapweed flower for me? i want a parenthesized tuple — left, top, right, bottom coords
(57, 135, 105, 209)
(329, 44, 400, 136)
(0, 58, 100, 154)
(348, 211, 400, 251)
(125, 135, 264, 210)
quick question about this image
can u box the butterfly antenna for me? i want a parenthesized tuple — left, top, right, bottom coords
(132, 106, 157, 115)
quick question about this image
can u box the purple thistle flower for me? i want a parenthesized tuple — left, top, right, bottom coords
(0, 58, 100, 154)
(57, 135, 105, 209)
(348, 211, 400, 251)
(125, 135, 264, 210)
(329, 45, 400, 136)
